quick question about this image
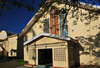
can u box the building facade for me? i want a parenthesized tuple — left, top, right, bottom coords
(0, 30, 23, 59)
(19, 0, 100, 68)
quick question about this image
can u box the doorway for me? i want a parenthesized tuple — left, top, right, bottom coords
(38, 49, 52, 66)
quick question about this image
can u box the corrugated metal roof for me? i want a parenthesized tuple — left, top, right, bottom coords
(24, 33, 78, 45)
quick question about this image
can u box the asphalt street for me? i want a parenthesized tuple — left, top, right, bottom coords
(16, 66, 36, 68)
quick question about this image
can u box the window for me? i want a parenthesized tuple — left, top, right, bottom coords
(11, 39, 13, 44)
(44, 18, 49, 33)
(26, 45, 28, 52)
(0, 44, 2, 47)
(54, 48, 66, 61)
(60, 14, 68, 36)
(24, 35, 27, 42)
(4, 42, 6, 46)
(11, 49, 13, 55)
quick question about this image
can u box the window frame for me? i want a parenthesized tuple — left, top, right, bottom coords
(44, 18, 50, 33)
(59, 14, 68, 36)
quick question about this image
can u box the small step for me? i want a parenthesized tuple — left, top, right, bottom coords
(24, 64, 36, 68)
(36, 65, 52, 68)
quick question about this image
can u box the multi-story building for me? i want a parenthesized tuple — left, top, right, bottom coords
(19, 0, 100, 68)
(0, 30, 23, 59)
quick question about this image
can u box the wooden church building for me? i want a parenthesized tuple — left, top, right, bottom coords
(19, 0, 100, 68)
(24, 33, 78, 68)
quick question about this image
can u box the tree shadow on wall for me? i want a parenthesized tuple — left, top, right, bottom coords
(32, 48, 36, 61)
(32, 44, 36, 61)
(29, 29, 36, 37)
(75, 32, 100, 65)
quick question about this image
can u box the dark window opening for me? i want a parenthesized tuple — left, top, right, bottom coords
(11, 49, 13, 55)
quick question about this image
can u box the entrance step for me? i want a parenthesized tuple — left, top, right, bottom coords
(24, 64, 36, 68)
(36, 65, 52, 68)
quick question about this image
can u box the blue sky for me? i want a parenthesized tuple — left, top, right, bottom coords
(0, 0, 100, 34)
(0, 0, 41, 34)
(79, 0, 100, 6)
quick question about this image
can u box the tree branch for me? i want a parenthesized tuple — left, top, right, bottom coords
(0, 0, 5, 16)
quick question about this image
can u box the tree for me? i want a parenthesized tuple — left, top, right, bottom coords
(33, 0, 100, 35)
(14, 0, 100, 66)
(0, 0, 35, 17)
(1, 0, 100, 35)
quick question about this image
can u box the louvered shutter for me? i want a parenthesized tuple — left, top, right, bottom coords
(60, 14, 67, 35)
(44, 18, 49, 33)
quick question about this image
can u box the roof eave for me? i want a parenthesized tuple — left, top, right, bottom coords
(23, 33, 78, 45)
(19, 1, 54, 38)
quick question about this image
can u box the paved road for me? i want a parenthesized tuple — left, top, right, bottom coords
(16, 66, 36, 68)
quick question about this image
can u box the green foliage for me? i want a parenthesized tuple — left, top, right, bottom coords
(16, 59, 28, 66)
(0, 2, 2, 4)
(3, 57, 7, 60)
(0, 0, 35, 17)
(4, 7, 11, 9)
(0, 0, 100, 29)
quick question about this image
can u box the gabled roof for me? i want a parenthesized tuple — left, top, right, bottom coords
(24, 33, 78, 45)
(0, 30, 17, 41)
(6, 31, 16, 36)
(19, 0, 54, 38)
(19, 0, 100, 38)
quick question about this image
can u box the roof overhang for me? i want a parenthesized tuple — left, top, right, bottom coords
(19, 0, 54, 38)
(8, 34, 18, 38)
(24, 33, 78, 45)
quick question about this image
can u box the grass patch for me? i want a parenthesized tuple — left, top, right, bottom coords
(16, 59, 28, 66)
